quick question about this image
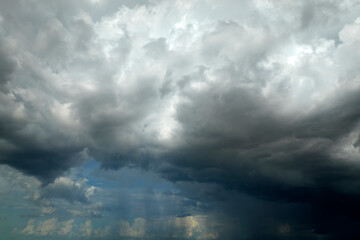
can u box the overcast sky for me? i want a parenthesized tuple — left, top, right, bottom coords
(1, 0, 360, 239)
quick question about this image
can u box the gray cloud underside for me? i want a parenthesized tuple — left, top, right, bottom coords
(1, 0, 360, 238)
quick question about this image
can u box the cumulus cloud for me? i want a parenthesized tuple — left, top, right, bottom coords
(80, 220, 93, 237)
(19, 215, 213, 239)
(115, 215, 220, 239)
(23, 175, 98, 207)
(20, 218, 74, 237)
(2, 0, 360, 239)
(40, 176, 97, 204)
(20, 219, 36, 235)
(21, 218, 62, 236)
(58, 219, 75, 236)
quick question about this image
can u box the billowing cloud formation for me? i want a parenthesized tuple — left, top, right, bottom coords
(38, 176, 97, 204)
(21, 218, 75, 237)
(1, 0, 360, 239)
(19, 215, 216, 239)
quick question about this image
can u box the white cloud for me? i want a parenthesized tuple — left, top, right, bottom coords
(58, 219, 74, 236)
(40, 176, 98, 204)
(20, 219, 36, 235)
(19, 215, 213, 239)
(116, 215, 216, 239)
(38, 218, 57, 236)
(80, 220, 93, 237)
(41, 206, 57, 215)
(339, 17, 360, 44)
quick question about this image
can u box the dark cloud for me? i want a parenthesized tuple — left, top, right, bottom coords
(1, 0, 360, 239)
(0, 42, 16, 92)
(155, 68, 360, 238)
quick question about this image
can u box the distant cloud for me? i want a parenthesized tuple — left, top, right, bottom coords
(19, 215, 215, 239)
(39, 177, 97, 204)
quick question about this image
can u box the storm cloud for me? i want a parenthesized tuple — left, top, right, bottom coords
(1, 0, 360, 239)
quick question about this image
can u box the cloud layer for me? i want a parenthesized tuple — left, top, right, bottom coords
(1, 0, 360, 239)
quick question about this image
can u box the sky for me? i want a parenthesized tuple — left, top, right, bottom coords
(1, 0, 360, 239)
